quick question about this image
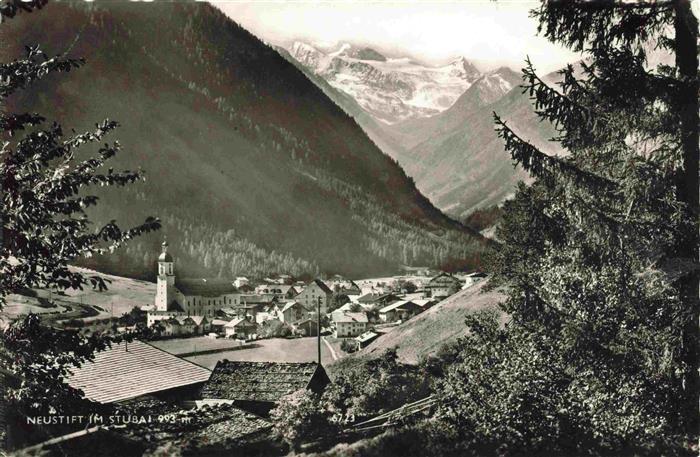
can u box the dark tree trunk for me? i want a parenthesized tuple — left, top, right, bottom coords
(674, 0, 699, 437)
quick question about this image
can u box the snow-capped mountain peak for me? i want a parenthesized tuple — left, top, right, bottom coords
(287, 41, 484, 124)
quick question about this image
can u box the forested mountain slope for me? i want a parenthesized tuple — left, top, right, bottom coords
(1, 1, 487, 280)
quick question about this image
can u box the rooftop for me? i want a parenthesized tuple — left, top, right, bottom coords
(201, 361, 326, 403)
(379, 300, 418, 313)
(176, 278, 238, 297)
(308, 279, 332, 294)
(66, 340, 212, 403)
(355, 331, 379, 343)
(333, 312, 368, 323)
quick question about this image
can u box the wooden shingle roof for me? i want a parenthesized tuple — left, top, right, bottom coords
(66, 340, 212, 404)
(201, 361, 326, 403)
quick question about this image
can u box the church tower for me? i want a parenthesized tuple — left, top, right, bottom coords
(154, 240, 176, 311)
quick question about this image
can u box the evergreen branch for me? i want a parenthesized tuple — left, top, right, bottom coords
(494, 113, 617, 192)
(521, 57, 606, 144)
(534, 1, 674, 52)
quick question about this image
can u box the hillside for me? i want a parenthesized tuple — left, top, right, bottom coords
(399, 84, 561, 218)
(333, 281, 507, 367)
(1, 1, 487, 280)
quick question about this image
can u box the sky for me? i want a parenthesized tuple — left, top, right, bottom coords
(213, 1, 583, 73)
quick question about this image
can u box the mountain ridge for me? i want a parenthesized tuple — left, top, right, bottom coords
(286, 40, 559, 219)
(287, 40, 482, 124)
(2, 1, 487, 280)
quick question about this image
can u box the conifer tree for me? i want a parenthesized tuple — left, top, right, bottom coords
(437, 1, 698, 454)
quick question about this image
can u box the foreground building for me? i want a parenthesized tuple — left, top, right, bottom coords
(66, 340, 212, 404)
(200, 361, 330, 416)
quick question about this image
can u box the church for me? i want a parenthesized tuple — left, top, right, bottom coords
(152, 240, 245, 318)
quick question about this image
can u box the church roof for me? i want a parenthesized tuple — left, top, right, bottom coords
(176, 278, 238, 297)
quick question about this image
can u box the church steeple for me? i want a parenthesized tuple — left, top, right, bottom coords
(155, 238, 175, 311)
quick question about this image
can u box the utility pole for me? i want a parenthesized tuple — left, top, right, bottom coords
(317, 296, 322, 366)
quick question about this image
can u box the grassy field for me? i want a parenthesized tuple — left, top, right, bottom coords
(150, 336, 244, 355)
(185, 337, 337, 369)
(4, 267, 155, 322)
(57, 267, 155, 320)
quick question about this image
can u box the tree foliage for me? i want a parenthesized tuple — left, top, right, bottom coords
(270, 390, 336, 450)
(437, 1, 698, 455)
(0, 43, 160, 307)
(0, 4, 159, 449)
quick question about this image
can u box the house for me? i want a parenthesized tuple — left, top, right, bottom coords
(278, 301, 307, 324)
(159, 317, 182, 337)
(147, 313, 210, 336)
(425, 272, 462, 298)
(254, 308, 278, 324)
(413, 298, 437, 311)
(328, 278, 362, 296)
(356, 293, 400, 309)
(332, 312, 369, 338)
(464, 271, 488, 288)
(210, 319, 229, 334)
(66, 340, 211, 404)
(234, 277, 249, 288)
(200, 361, 331, 416)
(224, 318, 258, 339)
(187, 315, 210, 334)
(295, 279, 333, 315)
(330, 302, 360, 319)
(354, 331, 380, 349)
(378, 300, 422, 323)
(293, 318, 318, 337)
(254, 284, 298, 299)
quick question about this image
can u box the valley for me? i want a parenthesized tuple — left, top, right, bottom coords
(1, 1, 487, 282)
(284, 40, 559, 219)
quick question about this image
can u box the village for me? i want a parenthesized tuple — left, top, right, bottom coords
(2, 241, 490, 454)
(142, 240, 486, 354)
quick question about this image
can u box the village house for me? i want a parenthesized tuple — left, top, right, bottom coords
(413, 298, 438, 311)
(224, 317, 258, 339)
(295, 279, 333, 315)
(356, 292, 401, 309)
(332, 312, 369, 338)
(354, 331, 380, 349)
(378, 300, 422, 323)
(233, 277, 249, 288)
(253, 304, 280, 324)
(278, 301, 307, 324)
(254, 284, 298, 300)
(293, 318, 318, 337)
(210, 318, 230, 334)
(200, 361, 330, 416)
(463, 271, 488, 288)
(425, 272, 463, 299)
(327, 278, 362, 296)
(147, 314, 210, 337)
